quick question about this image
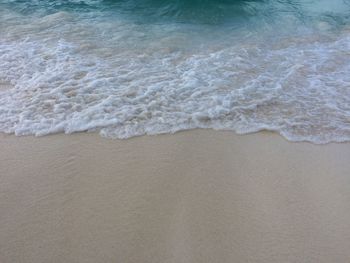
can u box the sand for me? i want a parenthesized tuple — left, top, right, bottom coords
(1, 130, 350, 263)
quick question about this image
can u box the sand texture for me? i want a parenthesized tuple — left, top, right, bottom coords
(1, 130, 350, 263)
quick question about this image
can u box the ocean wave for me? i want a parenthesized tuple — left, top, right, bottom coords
(3, 0, 350, 24)
(0, 1, 350, 143)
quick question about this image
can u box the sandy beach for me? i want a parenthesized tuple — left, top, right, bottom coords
(1, 130, 350, 263)
(2, 1, 350, 262)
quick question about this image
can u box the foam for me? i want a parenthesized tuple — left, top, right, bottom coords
(0, 7, 350, 144)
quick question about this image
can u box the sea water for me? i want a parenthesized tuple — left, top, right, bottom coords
(0, 0, 349, 143)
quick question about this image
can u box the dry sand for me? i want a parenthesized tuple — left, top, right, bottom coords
(1, 130, 350, 263)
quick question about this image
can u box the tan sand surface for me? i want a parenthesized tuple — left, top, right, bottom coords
(1, 130, 350, 263)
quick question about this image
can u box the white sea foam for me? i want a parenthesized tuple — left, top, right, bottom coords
(0, 8, 350, 143)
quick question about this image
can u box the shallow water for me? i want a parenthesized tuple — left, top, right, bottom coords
(0, 0, 350, 143)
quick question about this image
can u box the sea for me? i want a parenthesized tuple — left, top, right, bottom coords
(0, 0, 349, 143)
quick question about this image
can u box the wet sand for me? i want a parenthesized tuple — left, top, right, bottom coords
(1, 130, 350, 263)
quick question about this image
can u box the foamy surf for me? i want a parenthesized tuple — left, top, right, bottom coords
(0, 0, 350, 143)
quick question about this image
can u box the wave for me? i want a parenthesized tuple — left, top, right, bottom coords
(2, 0, 350, 24)
(101, 0, 264, 23)
(0, 0, 350, 143)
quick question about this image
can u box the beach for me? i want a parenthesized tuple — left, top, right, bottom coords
(1, 130, 350, 263)
(1, 1, 350, 261)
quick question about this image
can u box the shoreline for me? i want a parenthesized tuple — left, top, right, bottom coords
(1, 129, 350, 263)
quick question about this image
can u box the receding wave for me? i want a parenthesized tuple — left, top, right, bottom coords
(0, 0, 350, 143)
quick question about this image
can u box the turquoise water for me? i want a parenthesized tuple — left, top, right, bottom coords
(2, 0, 349, 24)
(0, 0, 350, 143)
